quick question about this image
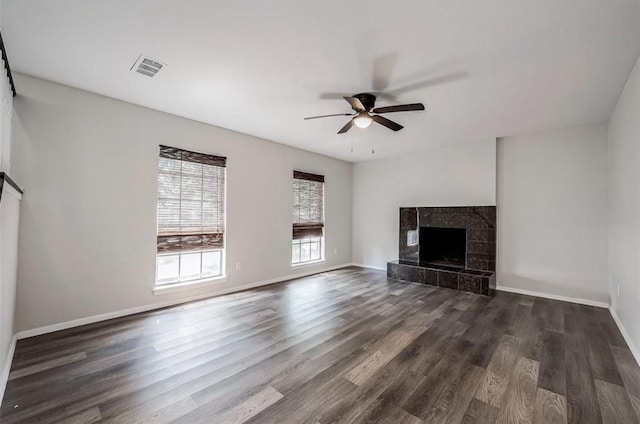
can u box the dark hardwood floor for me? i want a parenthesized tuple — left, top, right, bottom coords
(1, 267, 639, 423)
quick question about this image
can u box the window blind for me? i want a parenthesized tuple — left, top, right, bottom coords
(157, 145, 226, 253)
(292, 170, 324, 240)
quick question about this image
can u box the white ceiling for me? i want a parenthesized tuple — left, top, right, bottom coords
(2, 1, 640, 162)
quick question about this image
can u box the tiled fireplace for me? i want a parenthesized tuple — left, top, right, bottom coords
(387, 206, 497, 295)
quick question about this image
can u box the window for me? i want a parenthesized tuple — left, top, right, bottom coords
(156, 145, 226, 287)
(292, 170, 324, 264)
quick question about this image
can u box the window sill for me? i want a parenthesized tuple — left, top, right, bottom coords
(153, 276, 227, 295)
(291, 259, 325, 269)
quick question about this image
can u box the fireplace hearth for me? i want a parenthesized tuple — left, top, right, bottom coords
(387, 206, 496, 295)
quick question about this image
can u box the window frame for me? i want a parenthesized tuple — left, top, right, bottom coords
(291, 171, 325, 266)
(291, 236, 324, 266)
(154, 145, 227, 291)
(156, 248, 225, 287)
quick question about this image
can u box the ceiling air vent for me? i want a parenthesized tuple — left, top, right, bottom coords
(130, 54, 165, 77)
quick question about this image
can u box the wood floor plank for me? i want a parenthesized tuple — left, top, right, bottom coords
(584, 327, 624, 386)
(189, 352, 308, 411)
(271, 327, 381, 396)
(594, 379, 638, 424)
(521, 316, 545, 362)
(8, 352, 88, 381)
(367, 405, 424, 424)
(610, 345, 640, 421)
(348, 328, 455, 421)
(495, 356, 540, 424)
(190, 385, 283, 424)
(418, 362, 486, 424)
(390, 288, 405, 296)
(466, 302, 519, 369)
(594, 309, 628, 348)
(401, 342, 476, 420)
(1, 267, 637, 424)
(531, 298, 565, 334)
(474, 334, 519, 407)
(564, 334, 603, 424)
(245, 377, 358, 424)
(631, 395, 640, 424)
(462, 398, 499, 424)
(537, 330, 566, 396)
(62, 406, 102, 424)
(314, 342, 428, 424)
(344, 324, 427, 386)
(106, 396, 199, 424)
(533, 388, 567, 424)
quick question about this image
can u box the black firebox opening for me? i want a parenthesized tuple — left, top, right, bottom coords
(419, 227, 466, 268)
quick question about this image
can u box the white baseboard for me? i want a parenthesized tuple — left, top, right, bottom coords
(609, 308, 640, 367)
(0, 334, 17, 404)
(16, 263, 352, 340)
(496, 285, 610, 309)
(351, 263, 387, 272)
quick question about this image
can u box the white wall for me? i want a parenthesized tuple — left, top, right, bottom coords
(0, 3, 20, 400)
(11, 73, 352, 333)
(497, 123, 609, 305)
(608, 53, 640, 359)
(0, 183, 21, 402)
(352, 139, 497, 269)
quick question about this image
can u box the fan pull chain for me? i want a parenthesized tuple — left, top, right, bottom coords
(351, 134, 354, 153)
(371, 139, 375, 154)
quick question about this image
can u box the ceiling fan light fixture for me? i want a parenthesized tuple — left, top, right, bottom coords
(354, 113, 373, 128)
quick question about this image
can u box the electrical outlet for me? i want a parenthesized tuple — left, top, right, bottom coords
(333, 248, 338, 256)
(236, 262, 242, 271)
(617, 285, 620, 297)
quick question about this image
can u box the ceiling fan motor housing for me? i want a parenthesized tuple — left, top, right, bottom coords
(353, 93, 377, 111)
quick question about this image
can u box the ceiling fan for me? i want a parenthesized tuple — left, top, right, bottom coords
(304, 93, 425, 134)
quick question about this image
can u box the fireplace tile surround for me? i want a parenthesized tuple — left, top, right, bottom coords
(388, 206, 497, 295)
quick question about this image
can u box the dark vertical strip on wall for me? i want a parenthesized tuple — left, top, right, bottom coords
(0, 31, 17, 97)
(0, 173, 24, 204)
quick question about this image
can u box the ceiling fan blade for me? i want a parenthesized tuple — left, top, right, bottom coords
(319, 92, 352, 100)
(372, 115, 404, 131)
(343, 96, 366, 111)
(372, 53, 398, 92)
(337, 118, 355, 134)
(372, 103, 425, 114)
(388, 71, 468, 95)
(304, 113, 353, 120)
